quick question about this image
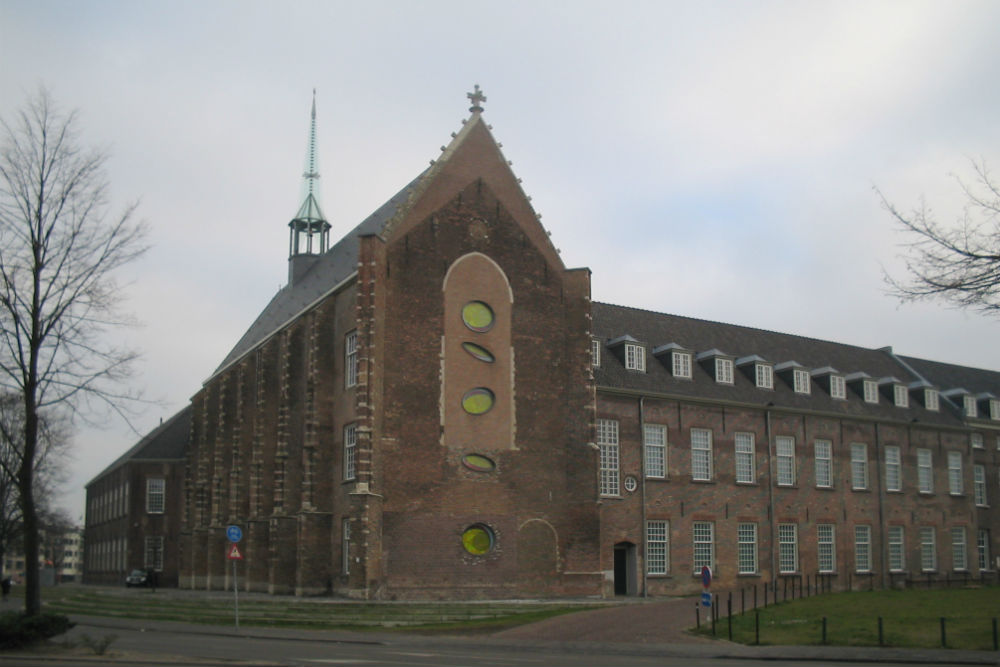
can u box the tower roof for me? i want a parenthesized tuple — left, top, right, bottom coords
(294, 89, 326, 223)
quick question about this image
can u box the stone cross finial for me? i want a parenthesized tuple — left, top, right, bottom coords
(467, 84, 487, 113)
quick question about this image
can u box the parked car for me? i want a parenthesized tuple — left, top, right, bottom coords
(125, 569, 149, 587)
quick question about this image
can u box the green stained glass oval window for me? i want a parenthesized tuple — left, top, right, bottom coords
(462, 388, 495, 415)
(462, 524, 495, 555)
(462, 453, 496, 472)
(461, 301, 494, 332)
(461, 342, 495, 363)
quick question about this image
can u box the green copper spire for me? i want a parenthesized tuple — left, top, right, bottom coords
(288, 90, 331, 284)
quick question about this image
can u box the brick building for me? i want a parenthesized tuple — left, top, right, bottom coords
(83, 406, 190, 586)
(168, 89, 998, 598)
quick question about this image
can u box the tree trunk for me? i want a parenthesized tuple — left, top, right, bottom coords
(18, 393, 40, 616)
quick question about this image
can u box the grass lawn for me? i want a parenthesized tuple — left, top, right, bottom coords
(694, 587, 1000, 650)
(26, 584, 598, 634)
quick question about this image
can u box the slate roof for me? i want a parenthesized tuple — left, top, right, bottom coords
(86, 405, 192, 487)
(898, 355, 1000, 401)
(212, 171, 427, 376)
(591, 302, 997, 427)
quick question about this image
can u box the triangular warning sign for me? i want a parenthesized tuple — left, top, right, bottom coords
(227, 544, 243, 560)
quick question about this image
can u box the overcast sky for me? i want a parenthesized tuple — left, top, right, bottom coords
(2, 0, 999, 520)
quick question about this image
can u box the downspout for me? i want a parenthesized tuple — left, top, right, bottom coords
(875, 423, 887, 590)
(639, 396, 648, 598)
(765, 408, 777, 586)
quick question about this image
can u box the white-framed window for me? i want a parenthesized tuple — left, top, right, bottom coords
(863, 380, 879, 404)
(925, 389, 939, 411)
(814, 440, 832, 488)
(343, 423, 357, 481)
(756, 363, 773, 389)
(591, 339, 601, 367)
(830, 376, 846, 400)
(885, 445, 901, 492)
(146, 478, 165, 514)
(888, 525, 906, 572)
(646, 520, 669, 575)
(894, 384, 909, 407)
(947, 451, 963, 495)
(144, 536, 164, 571)
(692, 521, 714, 573)
(817, 524, 835, 573)
(971, 433, 984, 449)
(625, 343, 646, 372)
(964, 395, 977, 418)
(598, 419, 620, 496)
(779, 524, 798, 573)
(342, 518, 351, 575)
(345, 330, 358, 388)
(643, 424, 667, 479)
(974, 464, 987, 506)
(672, 351, 691, 379)
(917, 448, 933, 493)
(952, 527, 968, 571)
(691, 428, 713, 481)
(920, 527, 937, 571)
(776, 436, 795, 486)
(715, 358, 734, 384)
(851, 443, 868, 490)
(738, 522, 758, 574)
(793, 369, 811, 395)
(735, 432, 755, 484)
(855, 525, 872, 573)
(978, 530, 991, 571)
(990, 399, 1000, 420)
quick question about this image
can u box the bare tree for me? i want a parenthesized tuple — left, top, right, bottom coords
(0, 89, 147, 615)
(876, 157, 1000, 316)
(0, 394, 71, 583)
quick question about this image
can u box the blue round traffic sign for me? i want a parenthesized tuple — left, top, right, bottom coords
(701, 565, 712, 588)
(226, 525, 243, 543)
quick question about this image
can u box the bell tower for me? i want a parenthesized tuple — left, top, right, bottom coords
(288, 89, 330, 285)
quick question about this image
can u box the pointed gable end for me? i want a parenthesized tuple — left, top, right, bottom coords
(383, 114, 565, 272)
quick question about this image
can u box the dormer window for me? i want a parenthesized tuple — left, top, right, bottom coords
(756, 363, 773, 389)
(591, 339, 601, 368)
(990, 399, 1000, 420)
(653, 343, 692, 379)
(673, 351, 691, 379)
(609, 335, 646, 373)
(925, 389, 940, 412)
(894, 385, 909, 408)
(794, 369, 811, 395)
(830, 376, 846, 400)
(697, 349, 733, 385)
(964, 395, 977, 418)
(625, 343, 645, 372)
(715, 358, 734, 385)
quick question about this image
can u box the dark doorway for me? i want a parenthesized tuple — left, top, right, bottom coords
(613, 542, 637, 596)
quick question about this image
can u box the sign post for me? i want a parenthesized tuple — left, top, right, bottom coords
(700, 565, 712, 608)
(226, 525, 243, 631)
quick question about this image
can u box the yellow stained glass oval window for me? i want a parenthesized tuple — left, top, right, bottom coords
(462, 388, 494, 415)
(461, 342, 495, 363)
(462, 453, 496, 472)
(462, 525, 495, 555)
(461, 301, 494, 332)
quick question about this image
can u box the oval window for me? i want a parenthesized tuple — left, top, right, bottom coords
(462, 524, 495, 555)
(461, 301, 494, 332)
(461, 342, 495, 363)
(462, 388, 495, 415)
(462, 453, 496, 473)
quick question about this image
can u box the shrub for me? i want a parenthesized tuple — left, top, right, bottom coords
(0, 612, 75, 649)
